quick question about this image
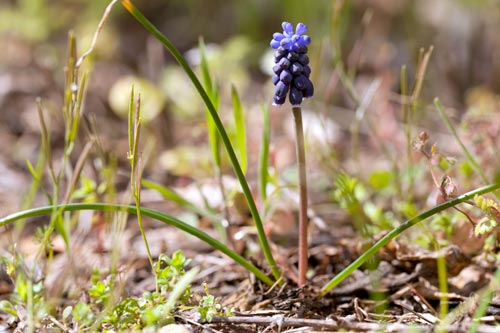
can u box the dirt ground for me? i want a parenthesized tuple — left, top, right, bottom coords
(2, 1, 500, 332)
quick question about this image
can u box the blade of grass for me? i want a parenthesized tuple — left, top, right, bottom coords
(199, 38, 221, 169)
(320, 182, 500, 296)
(120, 0, 281, 282)
(258, 104, 270, 211)
(231, 85, 247, 175)
(0, 203, 274, 286)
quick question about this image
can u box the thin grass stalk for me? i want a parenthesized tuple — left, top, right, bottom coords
(411, 46, 433, 109)
(320, 182, 500, 295)
(15, 151, 45, 236)
(292, 106, 309, 286)
(0, 203, 274, 286)
(128, 93, 155, 279)
(231, 85, 247, 175)
(120, 0, 281, 282)
(436, 254, 449, 318)
(434, 98, 490, 186)
(401, 65, 414, 200)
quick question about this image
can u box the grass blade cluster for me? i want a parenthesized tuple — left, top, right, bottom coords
(120, 0, 281, 282)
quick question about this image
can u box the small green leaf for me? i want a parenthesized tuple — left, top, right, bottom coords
(475, 218, 497, 236)
(62, 306, 73, 320)
(0, 300, 17, 316)
(368, 170, 391, 189)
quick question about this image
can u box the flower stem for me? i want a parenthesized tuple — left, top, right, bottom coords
(293, 106, 308, 286)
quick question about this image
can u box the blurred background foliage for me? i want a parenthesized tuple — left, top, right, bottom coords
(1, 0, 500, 198)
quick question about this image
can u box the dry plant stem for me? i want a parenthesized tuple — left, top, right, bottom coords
(292, 106, 308, 287)
(76, 0, 118, 68)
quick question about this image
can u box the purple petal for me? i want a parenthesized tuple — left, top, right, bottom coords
(273, 32, 285, 41)
(282, 22, 294, 36)
(302, 65, 311, 77)
(293, 75, 308, 90)
(303, 79, 314, 98)
(272, 74, 280, 85)
(273, 94, 286, 106)
(291, 62, 304, 75)
(280, 38, 291, 50)
(291, 35, 300, 43)
(296, 23, 307, 35)
(274, 81, 289, 98)
(300, 35, 311, 46)
(270, 39, 280, 49)
(279, 70, 293, 84)
(278, 57, 291, 69)
(298, 54, 309, 65)
(289, 86, 303, 106)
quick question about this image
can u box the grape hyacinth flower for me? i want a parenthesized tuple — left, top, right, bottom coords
(270, 22, 314, 287)
(270, 22, 314, 106)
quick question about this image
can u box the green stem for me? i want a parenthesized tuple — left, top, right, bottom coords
(292, 107, 309, 286)
(0, 203, 274, 286)
(320, 182, 500, 296)
(436, 253, 449, 318)
(120, 0, 280, 282)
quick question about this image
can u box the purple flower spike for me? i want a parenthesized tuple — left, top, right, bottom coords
(270, 21, 314, 106)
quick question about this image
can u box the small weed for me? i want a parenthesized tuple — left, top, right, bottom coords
(196, 283, 233, 323)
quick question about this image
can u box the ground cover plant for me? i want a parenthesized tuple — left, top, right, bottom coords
(1, 1, 500, 332)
